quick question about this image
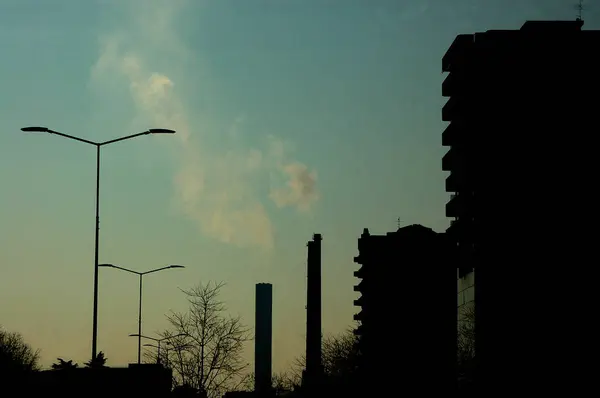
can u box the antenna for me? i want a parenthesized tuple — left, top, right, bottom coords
(397, 217, 402, 229)
(575, 0, 584, 21)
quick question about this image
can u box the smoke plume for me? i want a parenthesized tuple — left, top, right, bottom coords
(90, 0, 318, 250)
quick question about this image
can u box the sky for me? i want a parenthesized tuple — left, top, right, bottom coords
(0, 0, 596, 372)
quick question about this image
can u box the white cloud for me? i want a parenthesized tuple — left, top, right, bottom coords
(89, 0, 319, 250)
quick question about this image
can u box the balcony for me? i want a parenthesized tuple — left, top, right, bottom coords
(353, 280, 364, 292)
(446, 219, 460, 236)
(353, 311, 363, 321)
(353, 267, 364, 278)
(446, 218, 475, 240)
(446, 194, 460, 218)
(442, 73, 454, 97)
(353, 324, 364, 336)
(446, 193, 474, 218)
(442, 146, 457, 171)
(446, 172, 461, 193)
(442, 122, 457, 147)
(442, 96, 459, 122)
(442, 34, 475, 72)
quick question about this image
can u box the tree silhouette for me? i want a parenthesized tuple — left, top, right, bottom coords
(172, 383, 206, 397)
(0, 326, 40, 373)
(241, 371, 299, 395)
(291, 327, 360, 389)
(51, 358, 79, 370)
(85, 351, 107, 368)
(457, 305, 475, 392)
(159, 281, 251, 398)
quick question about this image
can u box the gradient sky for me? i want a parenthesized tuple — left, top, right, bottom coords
(0, 0, 596, 372)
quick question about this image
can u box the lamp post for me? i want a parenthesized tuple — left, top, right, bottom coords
(99, 264, 184, 364)
(21, 126, 176, 360)
(136, 333, 186, 364)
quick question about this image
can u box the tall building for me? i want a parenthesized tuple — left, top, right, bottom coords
(442, 20, 600, 393)
(303, 234, 323, 391)
(353, 225, 455, 395)
(255, 283, 273, 397)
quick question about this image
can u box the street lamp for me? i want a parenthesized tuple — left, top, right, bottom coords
(21, 126, 176, 360)
(99, 264, 185, 364)
(135, 333, 187, 364)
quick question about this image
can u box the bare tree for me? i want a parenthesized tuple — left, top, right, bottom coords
(458, 305, 475, 360)
(272, 371, 300, 393)
(0, 326, 40, 373)
(321, 328, 359, 380)
(161, 281, 252, 398)
(241, 371, 300, 395)
(458, 305, 475, 389)
(292, 327, 359, 382)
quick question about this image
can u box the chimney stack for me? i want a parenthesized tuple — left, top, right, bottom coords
(304, 233, 323, 389)
(255, 283, 273, 396)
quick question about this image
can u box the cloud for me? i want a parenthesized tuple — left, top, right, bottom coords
(89, 0, 318, 250)
(270, 162, 319, 212)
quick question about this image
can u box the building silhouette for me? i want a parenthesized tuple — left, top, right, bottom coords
(442, 19, 600, 393)
(28, 364, 172, 397)
(353, 225, 455, 395)
(302, 233, 323, 392)
(255, 283, 273, 397)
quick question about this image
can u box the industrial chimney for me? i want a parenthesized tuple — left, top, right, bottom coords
(255, 283, 273, 397)
(304, 233, 323, 390)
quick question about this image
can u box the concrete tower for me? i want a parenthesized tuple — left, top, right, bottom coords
(304, 234, 323, 390)
(255, 283, 273, 396)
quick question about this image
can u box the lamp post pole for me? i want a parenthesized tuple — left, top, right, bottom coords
(93, 145, 100, 360)
(21, 126, 176, 360)
(100, 264, 185, 364)
(138, 274, 143, 363)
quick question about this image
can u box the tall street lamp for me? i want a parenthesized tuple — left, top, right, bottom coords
(99, 264, 185, 364)
(135, 333, 187, 364)
(21, 126, 176, 360)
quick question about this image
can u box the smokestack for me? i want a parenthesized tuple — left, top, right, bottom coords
(304, 233, 323, 389)
(255, 283, 273, 396)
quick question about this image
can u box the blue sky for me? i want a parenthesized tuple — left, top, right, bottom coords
(0, 0, 595, 371)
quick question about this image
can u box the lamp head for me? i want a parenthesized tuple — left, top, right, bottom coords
(148, 128, 176, 134)
(169, 265, 185, 269)
(21, 126, 49, 133)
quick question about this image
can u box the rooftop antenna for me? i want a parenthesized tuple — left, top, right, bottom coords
(576, 0, 584, 21)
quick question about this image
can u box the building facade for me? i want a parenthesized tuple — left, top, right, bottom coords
(353, 225, 456, 395)
(442, 19, 600, 393)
